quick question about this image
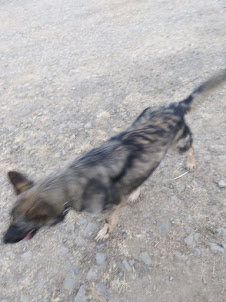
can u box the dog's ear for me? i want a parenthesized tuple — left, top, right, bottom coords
(8, 171, 34, 195)
(26, 201, 56, 222)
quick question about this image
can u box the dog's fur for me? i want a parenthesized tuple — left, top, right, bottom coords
(3, 70, 226, 244)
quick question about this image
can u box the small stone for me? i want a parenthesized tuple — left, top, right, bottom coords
(192, 248, 201, 257)
(178, 185, 186, 193)
(208, 242, 225, 253)
(86, 265, 100, 280)
(75, 235, 86, 246)
(185, 214, 193, 222)
(97, 283, 107, 296)
(217, 180, 226, 188)
(194, 233, 200, 242)
(118, 272, 123, 277)
(63, 278, 76, 291)
(61, 247, 69, 255)
(202, 278, 207, 285)
(36, 280, 46, 289)
(74, 285, 87, 302)
(96, 253, 106, 266)
(159, 221, 170, 232)
(20, 294, 30, 302)
(67, 222, 75, 231)
(79, 218, 87, 225)
(184, 234, 193, 246)
(122, 259, 132, 272)
(72, 267, 80, 275)
(173, 251, 188, 262)
(169, 276, 174, 281)
(139, 252, 151, 265)
(120, 231, 127, 239)
(129, 260, 135, 266)
(21, 251, 32, 259)
(84, 223, 98, 237)
(96, 242, 105, 249)
(216, 228, 226, 237)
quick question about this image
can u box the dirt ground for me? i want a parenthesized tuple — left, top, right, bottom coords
(0, 0, 226, 301)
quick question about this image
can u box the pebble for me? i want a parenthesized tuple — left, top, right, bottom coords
(86, 265, 100, 280)
(20, 294, 30, 302)
(36, 281, 46, 289)
(83, 223, 98, 237)
(122, 259, 132, 272)
(79, 218, 87, 225)
(192, 248, 201, 257)
(67, 222, 75, 231)
(21, 251, 32, 259)
(202, 278, 207, 285)
(185, 214, 193, 222)
(173, 251, 188, 262)
(129, 260, 135, 266)
(159, 221, 170, 232)
(63, 278, 76, 291)
(75, 235, 86, 246)
(118, 272, 123, 277)
(61, 247, 69, 255)
(96, 253, 106, 266)
(217, 180, 226, 188)
(184, 234, 193, 246)
(194, 233, 200, 242)
(72, 267, 80, 275)
(178, 185, 186, 193)
(208, 242, 225, 253)
(216, 228, 226, 237)
(97, 283, 107, 296)
(74, 285, 87, 302)
(139, 252, 151, 265)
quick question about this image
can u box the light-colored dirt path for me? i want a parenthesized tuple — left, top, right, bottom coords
(0, 0, 225, 301)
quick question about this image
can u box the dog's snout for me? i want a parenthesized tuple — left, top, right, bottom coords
(3, 224, 26, 244)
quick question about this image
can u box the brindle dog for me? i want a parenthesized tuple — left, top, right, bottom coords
(3, 70, 226, 244)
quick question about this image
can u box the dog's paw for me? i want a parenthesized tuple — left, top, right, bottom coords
(186, 160, 197, 171)
(95, 224, 110, 242)
(128, 187, 141, 203)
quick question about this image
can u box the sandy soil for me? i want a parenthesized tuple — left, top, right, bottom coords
(0, 0, 225, 301)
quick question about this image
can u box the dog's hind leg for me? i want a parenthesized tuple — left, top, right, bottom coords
(186, 144, 196, 171)
(95, 204, 122, 242)
(176, 125, 196, 171)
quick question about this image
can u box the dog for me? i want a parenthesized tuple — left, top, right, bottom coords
(3, 70, 226, 244)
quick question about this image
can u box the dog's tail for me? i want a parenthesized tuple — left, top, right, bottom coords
(178, 69, 226, 114)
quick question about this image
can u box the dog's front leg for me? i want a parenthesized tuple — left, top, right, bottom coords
(95, 204, 121, 242)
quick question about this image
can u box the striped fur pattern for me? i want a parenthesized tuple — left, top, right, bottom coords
(3, 70, 226, 243)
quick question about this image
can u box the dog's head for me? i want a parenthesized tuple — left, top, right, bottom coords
(3, 171, 69, 244)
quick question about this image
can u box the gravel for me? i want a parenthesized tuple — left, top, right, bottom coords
(75, 235, 86, 246)
(74, 285, 87, 302)
(83, 223, 98, 237)
(86, 265, 101, 280)
(63, 278, 76, 291)
(61, 247, 69, 255)
(21, 251, 32, 259)
(184, 234, 193, 246)
(96, 253, 106, 266)
(159, 221, 170, 232)
(217, 180, 226, 188)
(139, 252, 151, 265)
(122, 259, 132, 272)
(208, 243, 225, 254)
(192, 248, 201, 257)
(97, 283, 107, 297)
